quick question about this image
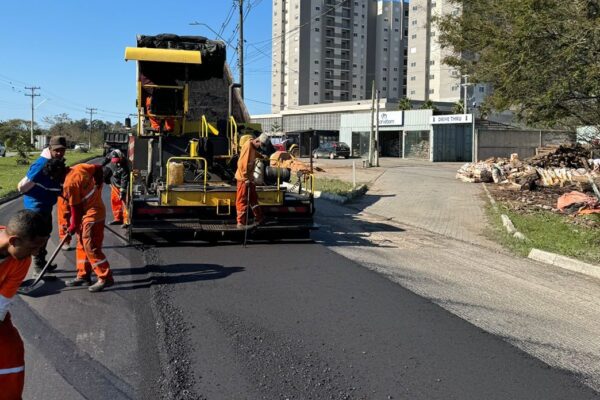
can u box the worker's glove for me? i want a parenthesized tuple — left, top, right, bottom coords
(67, 205, 82, 235)
(120, 189, 126, 201)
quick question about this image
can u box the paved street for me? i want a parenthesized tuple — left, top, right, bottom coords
(1, 162, 599, 399)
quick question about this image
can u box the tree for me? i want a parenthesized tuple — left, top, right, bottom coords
(398, 97, 413, 111)
(420, 99, 438, 112)
(452, 101, 464, 114)
(0, 119, 30, 147)
(436, 0, 600, 129)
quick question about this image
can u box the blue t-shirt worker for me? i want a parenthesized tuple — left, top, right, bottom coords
(17, 136, 67, 273)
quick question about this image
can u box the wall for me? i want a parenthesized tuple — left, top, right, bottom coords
(476, 129, 576, 160)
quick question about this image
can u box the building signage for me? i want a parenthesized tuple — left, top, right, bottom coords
(378, 111, 403, 127)
(430, 114, 473, 124)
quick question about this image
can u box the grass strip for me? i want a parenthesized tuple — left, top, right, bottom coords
(315, 177, 356, 196)
(486, 202, 600, 265)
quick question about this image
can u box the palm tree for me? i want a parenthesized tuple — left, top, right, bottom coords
(398, 97, 412, 111)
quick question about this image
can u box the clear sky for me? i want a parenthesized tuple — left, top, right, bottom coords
(0, 0, 273, 127)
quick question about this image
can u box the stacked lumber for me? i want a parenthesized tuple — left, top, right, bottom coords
(456, 144, 600, 190)
(528, 144, 591, 169)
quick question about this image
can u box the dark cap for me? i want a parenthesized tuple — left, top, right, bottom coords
(49, 136, 67, 150)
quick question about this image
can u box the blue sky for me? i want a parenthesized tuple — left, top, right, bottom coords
(0, 0, 273, 126)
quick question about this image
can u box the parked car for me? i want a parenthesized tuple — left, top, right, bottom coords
(0, 142, 5, 157)
(313, 142, 350, 159)
(74, 143, 89, 152)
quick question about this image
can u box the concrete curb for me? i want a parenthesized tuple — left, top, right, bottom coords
(0, 154, 101, 206)
(315, 184, 368, 204)
(528, 248, 600, 280)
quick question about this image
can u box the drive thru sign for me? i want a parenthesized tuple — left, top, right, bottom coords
(431, 114, 473, 124)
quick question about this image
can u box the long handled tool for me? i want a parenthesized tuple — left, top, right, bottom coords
(104, 223, 130, 243)
(243, 182, 251, 248)
(18, 234, 70, 296)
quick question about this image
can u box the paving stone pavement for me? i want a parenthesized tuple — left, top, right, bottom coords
(315, 158, 499, 248)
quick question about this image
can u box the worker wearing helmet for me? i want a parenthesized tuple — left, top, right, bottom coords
(102, 150, 130, 227)
(51, 161, 114, 292)
(235, 133, 270, 227)
(0, 210, 50, 399)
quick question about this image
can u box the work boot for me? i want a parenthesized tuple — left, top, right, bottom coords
(108, 220, 123, 226)
(88, 278, 114, 293)
(121, 223, 129, 229)
(65, 276, 92, 287)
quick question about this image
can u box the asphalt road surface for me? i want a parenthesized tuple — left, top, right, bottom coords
(1, 186, 598, 399)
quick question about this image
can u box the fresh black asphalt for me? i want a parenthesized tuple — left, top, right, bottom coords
(1, 184, 597, 399)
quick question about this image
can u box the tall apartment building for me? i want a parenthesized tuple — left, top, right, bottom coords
(406, 0, 489, 107)
(271, 0, 409, 113)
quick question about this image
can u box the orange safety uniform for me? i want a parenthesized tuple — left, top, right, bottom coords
(62, 165, 112, 282)
(110, 185, 129, 224)
(0, 228, 30, 399)
(145, 96, 174, 132)
(56, 196, 70, 242)
(235, 140, 263, 225)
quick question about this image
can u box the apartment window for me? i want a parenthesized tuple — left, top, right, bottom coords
(384, 48, 388, 52)
(314, 60, 319, 64)
(479, 87, 485, 93)
(316, 6, 320, 10)
(410, 62, 416, 67)
(429, 74, 435, 80)
(314, 92, 318, 95)
(410, 90, 416, 95)
(410, 76, 416, 81)
(430, 60, 435, 65)
(429, 89, 435, 94)
(411, 34, 417, 39)
(394, 68, 398, 71)
(430, 31, 436, 37)
(411, 20, 417, 26)
(412, 6, 417, 11)
(315, 28, 319, 32)
(383, 77, 387, 81)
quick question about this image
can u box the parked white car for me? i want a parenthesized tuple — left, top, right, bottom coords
(74, 143, 89, 152)
(0, 142, 6, 157)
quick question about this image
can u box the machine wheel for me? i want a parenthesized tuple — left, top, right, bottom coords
(329, 152, 335, 159)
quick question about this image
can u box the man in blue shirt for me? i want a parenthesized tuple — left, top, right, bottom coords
(17, 136, 67, 273)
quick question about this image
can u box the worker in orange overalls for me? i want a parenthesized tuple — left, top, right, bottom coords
(235, 133, 270, 228)
(145, 96, 174, 133)
(102, 150, 130, 228)
(47, 160, 114, 292)
(0, 210, 51, 399)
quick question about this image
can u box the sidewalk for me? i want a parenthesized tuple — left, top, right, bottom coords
(314, 157, 497, 248)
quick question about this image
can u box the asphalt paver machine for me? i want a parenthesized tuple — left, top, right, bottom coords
(123, 34, 316, 242)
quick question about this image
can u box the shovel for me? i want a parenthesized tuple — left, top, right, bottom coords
(18, 234, 70, 296)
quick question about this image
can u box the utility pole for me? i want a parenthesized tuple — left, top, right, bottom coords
(238, 0, 244, 99)
(375, 89, 381, 167)
(24, 86, 40, 145)
(86, 107, 97, 150)
(462, 75, 471, 114)
(368, 81, 375, 167)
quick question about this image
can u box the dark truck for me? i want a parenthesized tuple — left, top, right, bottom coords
(103, 131, 129, 156)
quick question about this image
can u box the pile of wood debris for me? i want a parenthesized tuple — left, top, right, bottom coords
(457, 144, 600, 191)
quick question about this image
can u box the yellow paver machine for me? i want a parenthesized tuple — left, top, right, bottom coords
(123, 34, 316, 242)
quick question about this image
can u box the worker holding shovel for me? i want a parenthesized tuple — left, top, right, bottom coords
(0, 210, 51, 399)
(46, 160, 115, 292)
